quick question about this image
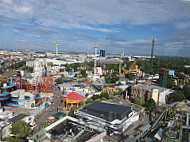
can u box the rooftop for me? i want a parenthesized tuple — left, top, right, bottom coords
(63, 90, 85, 101)
(135, 85, 169, 93)
(79, 101, 132, 121)
(37, 116, 106, 142)
(9, 113, 29, 123)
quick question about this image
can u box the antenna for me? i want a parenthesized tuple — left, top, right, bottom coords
(56, 44, 58, 57)
(150, 38, 155, 74)
(94, 41, 98, 75)
(151, 38, 155, 63)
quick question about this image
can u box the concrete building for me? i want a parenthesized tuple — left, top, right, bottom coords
(75, 101, 139, 134)
(131, 85, 170, 106)
(29, 116, 106, 142)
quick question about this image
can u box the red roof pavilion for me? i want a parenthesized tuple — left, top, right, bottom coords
(63, 90, 85, 104)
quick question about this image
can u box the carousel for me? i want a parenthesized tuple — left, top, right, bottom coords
(62, 90, 85, 110)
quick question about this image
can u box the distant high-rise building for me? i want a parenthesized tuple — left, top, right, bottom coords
(100, 50, 105, 57)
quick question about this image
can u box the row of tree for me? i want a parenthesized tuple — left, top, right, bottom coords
(135, 97, 156, 112)
(167, 84, 190, 102)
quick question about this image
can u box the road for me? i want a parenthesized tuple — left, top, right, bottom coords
(32, 86, 63, 134)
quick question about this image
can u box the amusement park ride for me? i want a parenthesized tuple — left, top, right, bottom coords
(0, 73, 55, 108)
(26, 77, 54, 93)
(119, 54, 141, 77)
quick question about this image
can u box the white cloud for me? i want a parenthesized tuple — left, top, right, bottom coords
(1, 0, 190, 56)
(16, 39, 25, 42)
(175, 22, 190, 29)
(1, 0, 190, 31)
(114, 39, 151, 45)
(13, 6, 32, 13)
(3, 0, 12, 4)
(25, 34, 40, 38)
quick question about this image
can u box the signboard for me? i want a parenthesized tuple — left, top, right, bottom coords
(169, 70, 175, 75)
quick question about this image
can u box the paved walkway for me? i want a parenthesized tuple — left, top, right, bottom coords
(32, 87, 63, 134)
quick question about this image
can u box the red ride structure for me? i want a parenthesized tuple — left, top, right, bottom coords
(27, 77, 54, 93)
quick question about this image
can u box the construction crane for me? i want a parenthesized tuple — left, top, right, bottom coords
(129, 61, 136, 73)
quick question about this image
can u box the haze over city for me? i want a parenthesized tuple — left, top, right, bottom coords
(1, 0, 190, 57)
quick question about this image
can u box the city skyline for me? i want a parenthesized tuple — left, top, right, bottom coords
(1, 0, 190, 57)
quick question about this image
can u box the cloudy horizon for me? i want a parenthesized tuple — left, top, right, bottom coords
(1, 0, 190, 57)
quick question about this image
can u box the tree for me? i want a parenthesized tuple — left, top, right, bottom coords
(105, 74, 111, 84)
(92, 95, 100, 100)
(184, 84, 190, 100)
(81, 69, 87, 77)
(171, 90, 185, 102)
(100, 91, 109, 99)
(184, 68, 190, 76)
(85, 93, 89, 98)
(135, 97, 145, 106)
(4, 137, 25, 142)
(176, 72, 186, 80)
(80, 101, 85, 107)
(101, 97, 107, 101)
(111, 72, 119, 83)
(125, 73, 134, 80)
(68, 106, 77, 117)
(23, 66, 33, 73)
(11, 120, 31, 138)
(94, 98, 101, 102)
(55, 77, 63, 84)
(144, 99, 156, 112)
(86, 98, 93, 104)
(167, 78, 175, 88)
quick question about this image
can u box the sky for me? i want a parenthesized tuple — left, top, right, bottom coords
(1, 0, 190, 57)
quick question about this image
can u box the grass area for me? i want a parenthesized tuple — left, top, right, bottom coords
(128, 102, 145, 110)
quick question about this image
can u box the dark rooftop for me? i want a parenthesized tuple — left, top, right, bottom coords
(9, 113, 29, 123)
(80, 102, 132, 121)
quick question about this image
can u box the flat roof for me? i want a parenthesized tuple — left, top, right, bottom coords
(135, 85, 169, 93)
(52, 112, 66, 119)
(9, 113, 29, 123)
(80, 102, 132, 121)
(45, 116, 106, 142)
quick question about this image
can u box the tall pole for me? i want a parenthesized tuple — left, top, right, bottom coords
(119, 53, 122, 75)
(56, 44, 58, 57)
(150, 38, 155, 74)
(151, 38, 155, 64)
(94, 41, 98, 75)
